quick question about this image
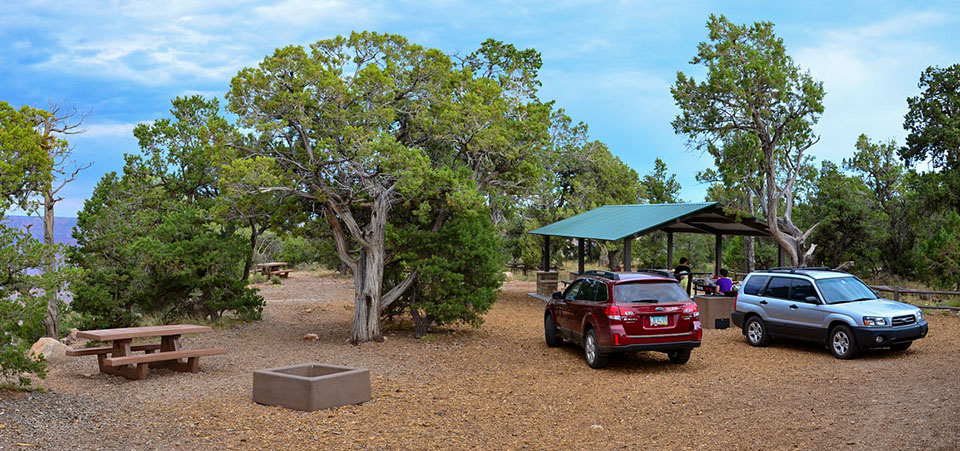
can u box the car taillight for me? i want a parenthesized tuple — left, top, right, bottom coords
(682, 303, 699, 319)
(604, 305, 622, 322)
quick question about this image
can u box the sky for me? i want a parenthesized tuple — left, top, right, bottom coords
(2, 0, 958, 217)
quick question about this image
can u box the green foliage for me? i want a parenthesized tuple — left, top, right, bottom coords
(70, 97, 264, 328)
(672, 14, 825, 265)
(901, 64, 960, 209)
(0, 102, 52, 212)
(0, 225, 52, 387)
(919, 210, 960, 290)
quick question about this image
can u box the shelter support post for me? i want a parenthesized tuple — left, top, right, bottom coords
(623, 236, 632, 272)
(578, 239, 585, 276)
(667, 231, 674, 269)
(543, 235, 551, 271)
(777, 244, 784, 267)
(714, 234, 722, 277)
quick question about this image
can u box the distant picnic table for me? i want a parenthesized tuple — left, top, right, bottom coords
(255, 261, 291, 278)
(66, 325, 226, 380)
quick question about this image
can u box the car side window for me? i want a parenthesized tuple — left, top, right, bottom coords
(575, 279, 597, 301)
(564, 280, 583, 300)
(743, 275, 770, 295)
(765, 277, 792, 299)
(595, 281, 608, 302)
(790, 279, 818, 303)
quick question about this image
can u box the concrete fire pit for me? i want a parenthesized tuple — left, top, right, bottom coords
(253, 363, 371, 411)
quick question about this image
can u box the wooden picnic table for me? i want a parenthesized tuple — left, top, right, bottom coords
(255, 261, 291, 278)
(67, 325, 226, 380)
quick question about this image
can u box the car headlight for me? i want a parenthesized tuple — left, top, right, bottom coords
(916, 311, 923, 322)
(863, 316, 888, 327)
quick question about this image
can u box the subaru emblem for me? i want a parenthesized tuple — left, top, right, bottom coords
(655, 307, 664, 312)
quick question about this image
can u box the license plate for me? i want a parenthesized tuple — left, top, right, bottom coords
(650, 315, 668, 326)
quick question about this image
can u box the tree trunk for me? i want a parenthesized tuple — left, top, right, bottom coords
(744, 194, 756, 273)
(598, 242, 608, 269)
(351, 245, 385, 344)
(41, 188, 58, 338)
(411, 307, 433, 339)
(243, 223, 257, 281)
(763, 146, 800, 266)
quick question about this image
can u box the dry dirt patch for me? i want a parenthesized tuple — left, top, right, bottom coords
(2, 272, 958, 450)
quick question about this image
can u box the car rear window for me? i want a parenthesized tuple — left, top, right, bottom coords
(614, 282, 689, 303)
(742, 275, 770, 295)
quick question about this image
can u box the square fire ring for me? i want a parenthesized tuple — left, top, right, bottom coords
(253, 363, 371, 411)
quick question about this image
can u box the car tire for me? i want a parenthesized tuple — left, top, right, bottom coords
(583, 329, 608, 369)
(544, 313, 563, 348)
(667, 349, 691, 364)
(745, 316, 771, 347)
(829, 325, 860, 359)
(889, 341, 912, 352)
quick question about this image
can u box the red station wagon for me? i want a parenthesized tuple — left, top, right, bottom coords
(544, 270, 702, 368)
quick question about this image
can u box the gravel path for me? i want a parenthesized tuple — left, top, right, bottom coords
(2, 272, 958, 450)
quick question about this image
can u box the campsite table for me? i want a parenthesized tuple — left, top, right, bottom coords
(255, 261, 291, 277)
(68, 325, 226, 380)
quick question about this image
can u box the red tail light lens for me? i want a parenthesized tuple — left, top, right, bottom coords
(682, 303, 699, 319)
(604, 305, 622, 322)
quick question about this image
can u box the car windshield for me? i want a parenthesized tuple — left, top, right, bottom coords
(816, 277, 878, 304)
(614, 282, 689, 303)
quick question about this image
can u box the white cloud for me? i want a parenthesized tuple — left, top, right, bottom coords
(79, 121, 140, 138)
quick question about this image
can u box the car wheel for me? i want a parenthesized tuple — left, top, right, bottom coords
(889, 341, 912, 352)
(667, 349, 691, 364)
(829, 325, 860, 359)
(583, 329, 608, 369)
(745, 316, 771, 347)
(544, 313, 563, 348)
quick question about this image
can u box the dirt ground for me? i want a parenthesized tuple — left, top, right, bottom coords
(2, 272, 959, 450)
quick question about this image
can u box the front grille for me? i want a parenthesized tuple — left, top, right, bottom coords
(892, 315, 916, 326)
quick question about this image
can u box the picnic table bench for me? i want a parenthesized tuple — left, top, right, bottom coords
(66, 325, 226, 380)
(255, 261, 291, 278)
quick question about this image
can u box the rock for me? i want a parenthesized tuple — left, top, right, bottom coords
(303, 333, 319, 341)
(28, 337, 69, 363)
(503, 271, 513, 280)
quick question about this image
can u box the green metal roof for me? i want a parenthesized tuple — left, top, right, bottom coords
(528, 202, 769, 241)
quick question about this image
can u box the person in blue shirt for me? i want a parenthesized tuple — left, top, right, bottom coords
(716, 268, 734, 294)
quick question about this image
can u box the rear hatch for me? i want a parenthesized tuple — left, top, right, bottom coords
(614, 281, 695, 336)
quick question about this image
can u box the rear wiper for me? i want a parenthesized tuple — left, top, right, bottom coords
(631, 299, 659, 303)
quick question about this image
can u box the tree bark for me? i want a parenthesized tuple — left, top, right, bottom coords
(41, 188, 59, 338)
(243, 223, 257, 281)
(744, 194, 755, 273)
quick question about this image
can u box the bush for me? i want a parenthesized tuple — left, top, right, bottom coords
(0, 225, 52, 387)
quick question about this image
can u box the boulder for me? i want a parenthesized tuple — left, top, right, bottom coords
(28, 337, 69, 363)
(303, 333, 319, 341)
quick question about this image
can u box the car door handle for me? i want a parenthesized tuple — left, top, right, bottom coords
(759, 300, 768, 305)
(789, 304, 799, 309)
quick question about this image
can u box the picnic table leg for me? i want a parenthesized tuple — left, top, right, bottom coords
(150, 335, 182, 369)
(102, 339, 149, 380)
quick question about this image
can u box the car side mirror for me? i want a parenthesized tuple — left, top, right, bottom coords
(552, 291, 563, 301)
(805, 296, 819, 304)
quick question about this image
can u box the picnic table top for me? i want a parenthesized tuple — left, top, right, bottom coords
(255, 261, 288, 268)
(76, 324, 213, 341)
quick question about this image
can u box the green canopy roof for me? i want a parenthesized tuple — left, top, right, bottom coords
(527, 202, 769, 241)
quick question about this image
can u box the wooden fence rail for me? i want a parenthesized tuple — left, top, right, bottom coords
(868, 285, 960, 311)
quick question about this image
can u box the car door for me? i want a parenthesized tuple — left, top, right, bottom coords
(570, 279, 600, 333)
(785, 279, 828, 342)
(759, 276, 794, 336)
(556, 279, 584, 331)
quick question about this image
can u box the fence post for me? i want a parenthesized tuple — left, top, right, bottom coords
(894, 286, 900, 302)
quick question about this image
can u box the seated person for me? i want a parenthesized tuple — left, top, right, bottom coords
(716, 268, 734, 295)
(674, 257, 691, 280)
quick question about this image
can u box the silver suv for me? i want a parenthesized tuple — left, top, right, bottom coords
(731, 267, 928, 359)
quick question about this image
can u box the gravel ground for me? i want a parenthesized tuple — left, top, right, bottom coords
(2, 272, 958, 450)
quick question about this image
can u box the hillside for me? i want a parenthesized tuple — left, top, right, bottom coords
(3, 215, 78, 246)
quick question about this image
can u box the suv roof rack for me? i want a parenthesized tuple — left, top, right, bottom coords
(766, 266, 837, 273)
(634, 268, 674, 278)
(582, 270, 620, 280)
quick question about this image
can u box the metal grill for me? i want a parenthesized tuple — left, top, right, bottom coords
(892, 315, 916, 326)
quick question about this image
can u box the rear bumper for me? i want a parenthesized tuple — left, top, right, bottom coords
(852, 321, 928, 348)
(599, 340, 701, 354)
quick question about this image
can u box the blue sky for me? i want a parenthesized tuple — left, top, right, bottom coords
(2, 1, 958, 217)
